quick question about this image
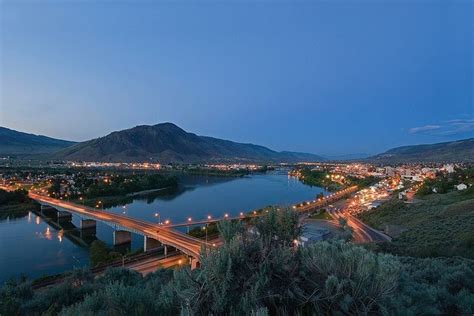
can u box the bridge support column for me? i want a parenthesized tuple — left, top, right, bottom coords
(80, 219, 96, 229)
(40, 205, 56, 217)
(113, 230, 132, 246)
(80, 219, 96, 238)
(143, 236, 161, 252)
(57, 211, 72, 222)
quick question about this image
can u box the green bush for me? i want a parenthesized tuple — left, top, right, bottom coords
(1, 209, 473, 315)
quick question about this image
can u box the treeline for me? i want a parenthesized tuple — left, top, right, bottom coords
(297, 168, 378, 191)
(0, 189, 30, 205)
(298, 168, 342, 191)
(1, 209, 473, 315)
(346, 175, 379, 187)
(417, 168, 474, 196)
(85, 174, 178, 198)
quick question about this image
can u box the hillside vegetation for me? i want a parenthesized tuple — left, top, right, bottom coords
(358, 187, 474, 258)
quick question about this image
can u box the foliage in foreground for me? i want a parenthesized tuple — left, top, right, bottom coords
(1, 210, 473, 315)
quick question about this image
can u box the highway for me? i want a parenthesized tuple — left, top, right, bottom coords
(327, 203, 392, 243)
(127, 253, 188, 275)
(29, 193, 211, 258)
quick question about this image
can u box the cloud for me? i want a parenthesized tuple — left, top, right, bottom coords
(409, 125, 441, 134)
(409, 119, 474, 137)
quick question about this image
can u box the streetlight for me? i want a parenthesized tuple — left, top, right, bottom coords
(187, 217, 192, 233)
(154, 212, 161, 225)
(202, 226, 208, 243)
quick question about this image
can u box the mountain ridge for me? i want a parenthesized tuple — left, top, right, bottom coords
(52, 122, 325, 163)
(0, 126, 76, 155)
(369, 137, 474, 163)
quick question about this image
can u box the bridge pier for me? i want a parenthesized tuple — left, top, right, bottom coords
(57, 211, 72, 222)
(40, 205, 57, 217)
(113, 230, 132, 246)
(80, 219, 96, 238)
(143, 236, 161, 252)
(80, 219, 96, 229)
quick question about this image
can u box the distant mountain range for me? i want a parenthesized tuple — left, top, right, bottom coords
(2, 124, 473, 163)
(369, 138, 474, 163)
(0, 127, 76, 156)
(52, 123, 325, 163)
(323, 153, 371, 161)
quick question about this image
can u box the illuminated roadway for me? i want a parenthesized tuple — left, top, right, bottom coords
(327, 204, 392, 243)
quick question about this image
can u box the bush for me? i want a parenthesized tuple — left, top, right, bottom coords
(1, 209, 473, 315)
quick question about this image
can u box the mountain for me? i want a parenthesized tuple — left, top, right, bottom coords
(370, 138, 474, 163)
(53, 123, 325, 163)
(0, 127, 76, 156)
(323, 153, 372, 161)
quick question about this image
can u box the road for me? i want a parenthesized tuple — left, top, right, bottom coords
(127, 253, 188, 275)
(327, 202, 391, 243)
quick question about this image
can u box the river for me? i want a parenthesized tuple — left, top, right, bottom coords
(0, 171, 327, 282)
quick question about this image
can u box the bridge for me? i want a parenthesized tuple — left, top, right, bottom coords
(292, 185, 359, 212)
(28, 185, 359, 269)
(29, 193, 211, 268)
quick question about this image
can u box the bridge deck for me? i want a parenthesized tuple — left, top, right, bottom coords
(29, 193, 209, 258)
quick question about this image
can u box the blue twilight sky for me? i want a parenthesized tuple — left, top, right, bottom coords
(0, 0, 472, 156)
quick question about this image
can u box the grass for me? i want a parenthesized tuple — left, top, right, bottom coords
(358, 187, 474, 259)
(308, 210, 333, 220)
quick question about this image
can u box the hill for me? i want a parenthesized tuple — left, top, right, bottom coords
(0, 127, 75, 156)
(53, 123, 324, 163)
(358, 187, 474, 259)
(370, 138, 474, 163)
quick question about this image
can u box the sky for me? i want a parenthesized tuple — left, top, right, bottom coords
(1, 0, 472, 156)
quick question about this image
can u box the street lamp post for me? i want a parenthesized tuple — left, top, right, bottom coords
(187, 217, 192, 233)
(154, 212, 161, 225)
